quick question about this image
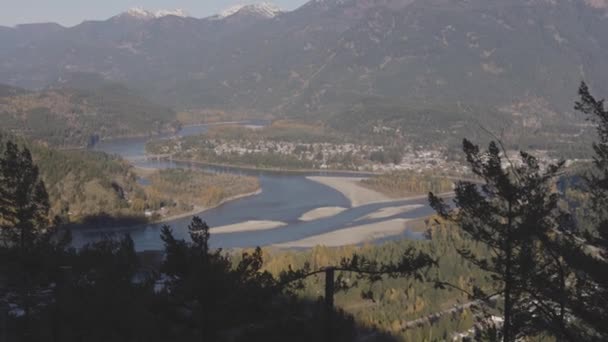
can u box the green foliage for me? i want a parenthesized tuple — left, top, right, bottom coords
(361, 171, 454, 197)
(0, 142, 71, 340)
(550, 82, 608, 340)
(139, 168, 260, 219)
(430, 139, 574, 341)
(1, 217, 371, 341)
(0, 134, 147, 222)
(0, 83, 178, 147)
(0, 134, 262, 226)
(0, 141, 50, 248)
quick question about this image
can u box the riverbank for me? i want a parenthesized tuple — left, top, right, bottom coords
(134, 166, 261, 227)
(156, 157, 380, 177)
(65, 189, 263, 232)
(153, 189, 263, 224)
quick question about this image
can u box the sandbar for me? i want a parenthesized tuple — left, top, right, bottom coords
(299, 207, 348, 221)
(307, 177, 389, 207)
(356, 204, 424, 221)
(274, 219, 411, 248)
(210, 220, 286, 234)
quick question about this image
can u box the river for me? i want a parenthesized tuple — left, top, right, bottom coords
(71, 121, 435, 251)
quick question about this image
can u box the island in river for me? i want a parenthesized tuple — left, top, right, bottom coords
(134, 167, 260, 223)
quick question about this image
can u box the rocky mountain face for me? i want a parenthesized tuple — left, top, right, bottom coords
(1, 0, 607, 118)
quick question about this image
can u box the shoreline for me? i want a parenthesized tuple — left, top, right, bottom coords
(153, 188, 263, 224)
(160, 157, 380, 176)
(66, 188, 263, 232)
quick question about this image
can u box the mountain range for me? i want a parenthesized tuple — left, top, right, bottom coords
(1, 0, 608, 120)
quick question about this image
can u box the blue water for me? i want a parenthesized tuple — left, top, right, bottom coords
(73, 121, 433, 251)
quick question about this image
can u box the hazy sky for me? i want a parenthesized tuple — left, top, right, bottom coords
(0, 0, 308, 27)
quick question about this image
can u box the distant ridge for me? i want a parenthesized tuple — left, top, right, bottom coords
(0, 0, 607, 119)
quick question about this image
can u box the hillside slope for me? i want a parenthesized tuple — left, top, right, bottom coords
(0, 132, 146, 221)
(0, 82, 178, 147)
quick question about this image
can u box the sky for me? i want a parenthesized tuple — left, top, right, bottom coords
(0, 0, 308, 27)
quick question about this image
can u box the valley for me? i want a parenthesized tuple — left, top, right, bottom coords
(71, 121, 451, 251)
(1, 1, 608, 341)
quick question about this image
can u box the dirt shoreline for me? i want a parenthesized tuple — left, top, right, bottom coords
(153, 189, 263, 224)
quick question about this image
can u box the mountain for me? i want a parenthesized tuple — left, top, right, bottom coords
(1, 0, 607, 121)
(212, 3, 282, 20)
(116, 8, 189, 21)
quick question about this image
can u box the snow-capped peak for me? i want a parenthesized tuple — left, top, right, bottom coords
(213, 2, 282, 20)
(218, 4, 248, 18)
(155, 9, 188, 18)
(121, 7, 188, 20)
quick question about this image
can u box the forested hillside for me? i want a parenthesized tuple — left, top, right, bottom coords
(262, 218, 491, 340)
(142, 168, 260, 219)
(0, 133, 259, 226)
(0, 83, 178, 147)
(326, 99, 594, 156)
(0, 132, 146, 221)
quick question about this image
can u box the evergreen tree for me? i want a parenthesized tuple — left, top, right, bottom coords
(0, 141, 69, 341)
(0, 141, 51, 249)
(429, 139, 572, 341)
(159, 217, 281, 341)
(550, 82, 608, 340)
